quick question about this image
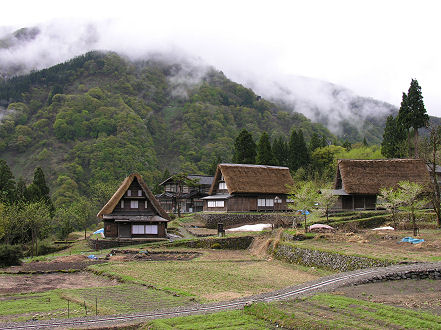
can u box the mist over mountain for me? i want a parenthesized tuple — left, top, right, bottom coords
(0, 24, 399, 142)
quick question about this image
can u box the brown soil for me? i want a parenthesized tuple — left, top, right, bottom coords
(3, 258, 107, 273)
(0, 272, 118, 295)
(333, 279, 441, 315)
(106, 250, 201, 261)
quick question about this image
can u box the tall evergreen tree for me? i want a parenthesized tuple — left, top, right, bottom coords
(288, 130, 299, 171)
(398, 80, 429, 157)
(309, 132, 322, 152)
(0, 159, 15, 203)
(26, 167, 54, 214)
(15, 177, 27, 202)
(209, 155, 222, 175)
(297, 130, 310, 169)
(256, 132, 274, 165)
(288, 130, 310, 171)
(232, 129, 256, 164)
(381, 115, 407, 158)
(272, 136, 288, 166)
(407, 79, 429, 157)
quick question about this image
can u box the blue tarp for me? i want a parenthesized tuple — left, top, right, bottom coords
(297, 210, 310, 215)
(87, 255, 97, 259)
(401, 237, 425, 244)
(93, 228, 104, 234)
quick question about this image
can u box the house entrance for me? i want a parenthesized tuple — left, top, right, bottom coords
(119, 223, 131, 238)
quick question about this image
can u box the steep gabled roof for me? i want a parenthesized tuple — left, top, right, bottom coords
(335, 159, 431, 195)
(97, 173, 169, 220)
(209, 163, 294, 195)
(159, 174, 214, 186)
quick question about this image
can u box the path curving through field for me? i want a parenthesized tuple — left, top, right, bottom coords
(2, 261, 441, 329)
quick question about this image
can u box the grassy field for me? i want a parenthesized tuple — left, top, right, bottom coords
(288, 229, 441, 263)
(0, 290, 85, 323)
(88, 250, 329, 301)
(60, 284, 196, 314)
(244, 293, 441, 329)
(142, 310, 272, 329)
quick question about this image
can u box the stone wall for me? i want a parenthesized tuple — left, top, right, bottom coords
(274, 242, 394, 272)
(87, 238, 166, 250)
(165, 236, 254, 250)
(196, 213, 296, 229)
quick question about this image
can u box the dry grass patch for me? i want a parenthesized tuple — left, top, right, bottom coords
(89, 249, 323, 302)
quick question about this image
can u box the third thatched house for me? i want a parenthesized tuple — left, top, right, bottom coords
(202, 163, 294, 212)
(333, 159, 431, 210)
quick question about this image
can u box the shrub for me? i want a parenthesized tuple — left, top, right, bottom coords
(0, 245, 23, 267)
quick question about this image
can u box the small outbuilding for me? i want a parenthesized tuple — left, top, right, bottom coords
(333, 158, 431, 210)
(97, 173, 170, 239)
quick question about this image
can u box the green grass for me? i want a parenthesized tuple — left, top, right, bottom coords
(60, 284, 196, 314)
(142, 310, 271, 329)
(88, 258, 322, 302)
(0, 290, 84, 322)
(245, 293, 441, 329)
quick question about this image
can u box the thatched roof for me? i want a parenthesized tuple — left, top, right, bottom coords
(209, 163, 294, 195)
(97, 173, 169, 220)
(335, 159, 431, 195)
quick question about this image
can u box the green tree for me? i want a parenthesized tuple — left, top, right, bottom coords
(256, 132, 274, 165)
(288, 130, 310, 171)
(381, 115, 407, 158)
(407, 79, 429, 157)
(232, 129, 256, 164)
(397, 181, 428, 236)
(15, 177, 27, 202)
(309, 132, 322, 152)
(287, 181, 320, 232)
(0, 160, 15, 203)
(20, 201, 52, 257)
(26, 167, 54, 215)
(317, 186, 338, 222)
(398, 79, 429, 157)
(378, 186, 402, 228)
(272, 136, 288, 167)
(209, 156, 222, 176)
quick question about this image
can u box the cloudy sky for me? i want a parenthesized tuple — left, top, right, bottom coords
(2, 0, 441, 116)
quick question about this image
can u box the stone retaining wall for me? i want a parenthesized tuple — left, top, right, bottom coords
(87, 238, 166, 250)
(196, 213, 296, 229)
(361, 268, 441, 283)
(165, 236, 254, 250)
(274, 242, 394, 272)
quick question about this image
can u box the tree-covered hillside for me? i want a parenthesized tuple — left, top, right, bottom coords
(0, 51, 333, 206)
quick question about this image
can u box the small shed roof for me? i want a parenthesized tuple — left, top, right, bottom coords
(97, 173, 170, 220)
(335, 159, 431, 195)
(209, 163, 294, 195)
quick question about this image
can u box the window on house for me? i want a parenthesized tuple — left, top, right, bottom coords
(127, 190, 131, 196)
(208, 200, 224, 207)
(219, 182, 227, 190)
(132, 224, 144, 234)
(120, 200, 124, 208)
(138, 190, 142, 196)
(145, 200, 148, 208)
(130, 200, 138, 208)
(286, 199, 294, 203)
(145, 225, 158, 234)
(258, 198, 274, 207)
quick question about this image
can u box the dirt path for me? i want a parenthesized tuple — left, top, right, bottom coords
(0, 272, 118, 295)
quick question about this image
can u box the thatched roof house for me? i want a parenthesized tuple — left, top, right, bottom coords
(98, 173, 169, 239)
(203, 164, 294, 212)
(334, 159, 431, 210)
(156, 174, 214, 213)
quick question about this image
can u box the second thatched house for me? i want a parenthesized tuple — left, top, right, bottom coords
(97, 173, 170, 239)
(202, 164, 294, 212)
(333, 159, 431, 210)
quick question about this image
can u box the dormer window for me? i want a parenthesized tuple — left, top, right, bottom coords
(219, 182, 227, 190)
(127, 190, 132, 197)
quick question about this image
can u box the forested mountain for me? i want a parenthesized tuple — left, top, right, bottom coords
(0, 51, 333, 206)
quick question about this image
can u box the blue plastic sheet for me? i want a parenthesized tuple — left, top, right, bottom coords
(401, 237, 425, 244)
(93, 228, 104, 234)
